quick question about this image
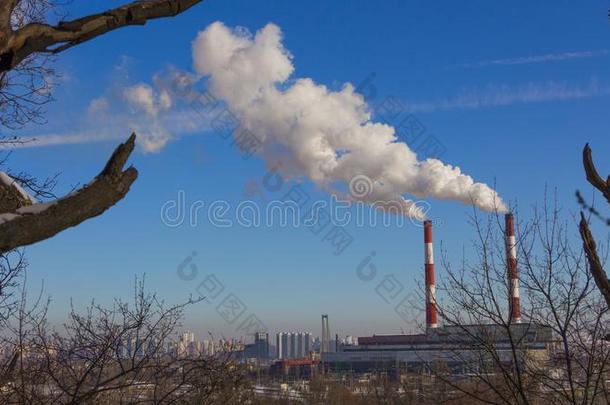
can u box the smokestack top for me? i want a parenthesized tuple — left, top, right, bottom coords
(505, 213, 515, 236)
(424, 220, 433, 243)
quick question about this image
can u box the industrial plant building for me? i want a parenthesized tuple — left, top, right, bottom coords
(322, 322, 554, 376)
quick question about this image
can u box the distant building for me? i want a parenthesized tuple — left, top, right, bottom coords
(301, 332, 311, 358)
(181, 330, 195, 344)
(343, 335, 357, 346)
(177, 330, 197, 358)
(277, 332, 290, 359)
(202, 339, 213, 356)
(289, 333, 297, 359)
(276, 332, 312, 359)
(322, 323, 555, 378)
(255, 332, 270, 359)
(244, 332, 270, 359)
(270, 358, 320, 380)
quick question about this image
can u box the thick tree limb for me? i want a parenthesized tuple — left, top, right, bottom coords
(0, 176, 31, 213)
(583, 143, 610, 205)
(579, 143, 610, 309)
(579, 212, 610, 309)
(0, 1, 18, 34)
(0, 0, 203, 73)
(0, 134, 138, 253)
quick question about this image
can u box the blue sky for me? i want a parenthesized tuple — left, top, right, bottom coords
(5, 0, 610, 340)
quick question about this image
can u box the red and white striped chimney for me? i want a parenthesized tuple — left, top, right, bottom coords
(424, 220, 438, 330)
(505, 213, 522, 323)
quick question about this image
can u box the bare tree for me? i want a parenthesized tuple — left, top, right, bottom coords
(0, 278, 249, 404)
(434, 199, 610, 405)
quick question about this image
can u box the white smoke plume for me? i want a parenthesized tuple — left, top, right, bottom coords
(192, 22, 506, 219)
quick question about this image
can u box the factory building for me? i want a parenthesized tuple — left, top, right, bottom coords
(322, 323, 554, 376)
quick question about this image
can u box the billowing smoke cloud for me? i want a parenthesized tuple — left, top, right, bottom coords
(192, 22, 507, 219)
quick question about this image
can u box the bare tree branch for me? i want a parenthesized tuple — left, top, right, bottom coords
(0, 134, 138, 253)
(0, 1, 18, 35)
(583, 143, 610, 205)
(579, 143, 610, 311)
(0, 0, 203, 73)
(579, 212, 610, 309)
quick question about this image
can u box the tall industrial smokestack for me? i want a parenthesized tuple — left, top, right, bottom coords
(505, 213, 522, 323)
(424, 220, 438, 330)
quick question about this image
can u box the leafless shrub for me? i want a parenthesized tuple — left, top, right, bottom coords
(0, 277, 249, 404)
